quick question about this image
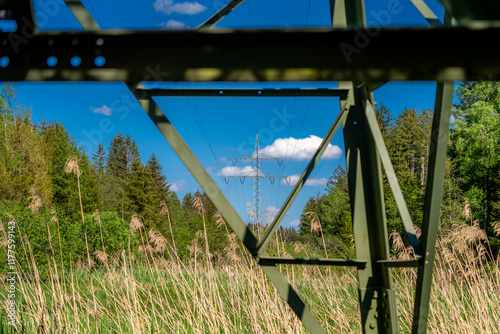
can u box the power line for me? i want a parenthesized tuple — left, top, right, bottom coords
(86, 0, 103, 28)
(185, 97, 224, 177)
(305, 0, 312, 27)
(276, 96, 297, 206)
(160, 0, 173, 30)
(384, 0, 396, 26)
(148, 0, 161, 27)
(247, 0, 251, 27)
(284, 97, 311, 171)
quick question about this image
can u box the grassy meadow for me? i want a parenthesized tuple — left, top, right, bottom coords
(1, 220, 499, 334)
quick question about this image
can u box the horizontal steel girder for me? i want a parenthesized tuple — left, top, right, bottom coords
(134, 88, 349, 98)
(1, 27, 500, 82)
(257, 257, 367, 268)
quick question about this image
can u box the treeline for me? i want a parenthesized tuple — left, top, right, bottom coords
(299, 82, 500, 257)
(0, 84, 236, 273)
(1, 81, 500, 273)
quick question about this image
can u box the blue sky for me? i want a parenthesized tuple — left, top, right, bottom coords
(2, 0, 446, 228)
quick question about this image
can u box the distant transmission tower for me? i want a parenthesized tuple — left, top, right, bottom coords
(226, 134, 287, 228)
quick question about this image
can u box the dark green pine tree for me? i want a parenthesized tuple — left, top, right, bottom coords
(106, 132, 146, 221)
(42, 121, 99, 218)
(325, 164, 348, 194)
(92, 141, 106, 179)
(375, 103, 393, 139)
(107, 132, 128, 180)
(124, 135, 146, 216)
(452, 81, 500, 231)
(145, 153, 170, 202)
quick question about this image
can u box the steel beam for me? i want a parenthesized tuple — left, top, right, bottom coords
(133, 92, 327, 334)
(2, 27, 500, 82)
(63, 0, 100, 30)
(135, 88, 349, 98)
(408, 0, 441, 26)
(438, 0, 500, 22)
(198, 0, 246, 30)
(258, 257, 367, 268)
(364, 100, 422, 257)
(0, 0, 34, 29)
(411, 82, 453, 334)
(343, 87, 399, 334)
(334, 0, 399, 331)
(377, 260, 419, 268)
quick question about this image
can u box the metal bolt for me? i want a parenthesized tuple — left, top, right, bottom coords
(373, 290, 379, 299)
(374, 312, 379, 319)
(369, 321, 376, 329)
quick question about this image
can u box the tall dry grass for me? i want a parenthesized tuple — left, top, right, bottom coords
(1, 218, 499, 334)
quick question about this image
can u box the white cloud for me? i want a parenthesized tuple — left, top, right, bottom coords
(159, 20, 187, 29)
(289, 219, 300, 227)
(282, 174, 328, 187)
(218, 157, 228, 164)
(154, 0, 206, 15)
(260, 135, 342, 161)
(217, 165, 255, 177)
(170, 179, 186, 192)
(90, 105, 112, 116)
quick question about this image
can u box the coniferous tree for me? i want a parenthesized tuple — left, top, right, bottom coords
(325, 164, 348, 194)
(93, 141, 106, 178)
(453, 81, 500, 230)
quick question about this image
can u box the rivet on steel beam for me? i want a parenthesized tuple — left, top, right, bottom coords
(369, 321, 376, 329)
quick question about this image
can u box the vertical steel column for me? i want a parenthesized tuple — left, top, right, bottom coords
(332, 0, 399, 332)
(411, 82, 453, 334)
(343, 88, 399, 334)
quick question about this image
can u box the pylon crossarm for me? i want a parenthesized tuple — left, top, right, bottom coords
(255, 106, 349, 255)
(411, 81, 453, 334)
(132, 93, 327, 334)
(364, 100, 422, 257)
(135, 88, 350, 98)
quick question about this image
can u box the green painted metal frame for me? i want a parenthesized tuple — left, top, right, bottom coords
(0, 0, 466, 332)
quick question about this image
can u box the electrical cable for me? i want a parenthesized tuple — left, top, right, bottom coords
(148, 0, 161, 27)
(161, 0, 174, 30)
(185, 97, 224, 179)
(305, 0, 312, 27)
(283, 97, 311, 171)
(86, 0, 103, 28)
(384, 0, 396, 26)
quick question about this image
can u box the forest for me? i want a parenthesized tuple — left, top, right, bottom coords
(0, 82, 499, 333)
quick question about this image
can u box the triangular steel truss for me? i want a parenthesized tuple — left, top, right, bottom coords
(1, 0, 494, 332)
